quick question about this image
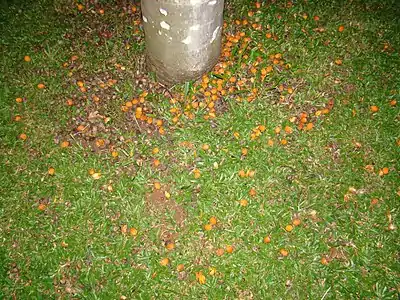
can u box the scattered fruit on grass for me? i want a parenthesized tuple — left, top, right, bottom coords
(77, 125, 85, 132)
(267, 139, 274, 146)
(280, 248, 289, 257)
(37, 83, 45, 89)
(60, 141, 70, 148)
(193, 168, 201, 179)
(195, 271, 206, 284)
(313, 15, 320, 21)
(209, 216, 217, 225)
(111, 151, 119, 158)
(370, 105, 379, 113)
(249, 188, 257, 197)
(292, 218, 301, 226)
(280, 139, 288, 145)
(177, 264, 185, 272)
(216, 248, 224, 256)
(238, 170, 246, 178)
(202, 144, 210, 151)
(166, 242, 175, 250)
(77, 3, 84, 11)
(209, 267, 217, 276)
(370, 198, 379, 206)
(91, 172, 101, 180)
(226, 245, 234, 253)
(66, 99, 74, 106)
(241, 147, 248, 156)
(379, 167, 389, 176)
(24, 55, 31, 62)
(239, 199, 248, 206)
(390, 99, 397, 106)
(335, 59, 343, 65)
(164, 191, 171, 199)
(152, 147, 159, 154)
(129, 227, 138, 236)
(98, 8, 104, 14)
(14, 115, 22, 121)
(284, 126, 293, 134)
(263, 236, 271, 244)
(320, 256, 329, 265)
(160, 258, 170, 266)
(285, 224, 294, 232)
(38, 203, 47, 211)
(61, 241, 68, 248)
(48, 167, 55, 175)
(153, 159, 161, 167)
(16, 97, 23, 103)
(338, 25, 345, 32)
(305, 123, 314, 131)
(204, 224, 213, 231)
(19, 133, 27, 140)
(154, 182, 161, 190)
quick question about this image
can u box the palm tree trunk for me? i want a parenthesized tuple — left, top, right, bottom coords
(141, 0, 224, 85)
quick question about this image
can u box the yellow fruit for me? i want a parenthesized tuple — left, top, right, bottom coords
(216, 248, 224, 256)
(195, 271, 206, 284)
(160, 258, 170, 266)
(209, 216, 217, 225)
(166, 243, 175, 250)
(154, 182, 161, 190)
(239, 199, 248, 206)
(129, 228, 138, 236)
(280, 248, 289, 257)
(370, 105, 379, 113)
(285, 224, 294, 232)
(60, 141, 70, 148)
(292, 218, 301, 226)
(24, 55, 31, 62)
(204, 224, 212, 231)
(226, 245, 234, 253)
(263, 236, 271, 244)
(48, 167, 55, 175)
(177, 264, 185, 272)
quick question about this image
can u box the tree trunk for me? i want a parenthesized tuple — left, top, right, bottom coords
(141, 0, 224, 85)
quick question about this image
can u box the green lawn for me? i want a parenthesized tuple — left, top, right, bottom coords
(1, 0, 399, 298)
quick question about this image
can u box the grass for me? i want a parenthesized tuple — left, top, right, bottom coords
(1, 0, 399, 298)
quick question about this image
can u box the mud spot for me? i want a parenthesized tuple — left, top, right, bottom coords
(146, 189, 187, 241)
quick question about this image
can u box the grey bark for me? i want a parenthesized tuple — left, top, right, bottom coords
(141, 0, 224, 85)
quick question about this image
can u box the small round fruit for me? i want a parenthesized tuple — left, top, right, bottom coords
(24, 55, 31, 62)
(216, 248, 224, 256)
(160, 258, 170, 266)
(226, 245, 234, 253)
(280, 248, 289, 257)
(370, 105, 379, 113)
(165, 243, 175, 250)
(209, 216, 217, 225)
(37, 83, 45, 89)
(176, 264, 184, 272)
(204, 224, 212, 231)
(320, 257, 329, 265)
(263, 236, 271, 244)
(292, 218, 301, 226)
(129, 227, 138, 236)
(239, 199, 248, 206)
(285, 225, 294, 232)
(48, 167, 55, 175)
(19, 133, 27, 140)
(38, 203, 47, 211)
